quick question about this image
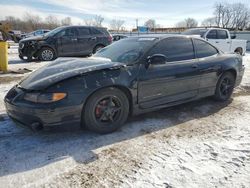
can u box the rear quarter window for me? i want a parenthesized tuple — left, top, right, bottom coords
(91, 28, 103, 35)
(193, 39, 218, 58)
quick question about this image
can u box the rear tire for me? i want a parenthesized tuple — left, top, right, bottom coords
(38, 47, 56, 61)
(93, 45, 104, 54)
(83, 87, 129, 134)
(214, 72, 236, 101)
(235, 48, 243, 56)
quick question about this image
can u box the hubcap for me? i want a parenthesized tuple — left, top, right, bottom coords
(94, 96, 122, 124)
(41, 49, 53, 61)
(220, 77, 233, 97)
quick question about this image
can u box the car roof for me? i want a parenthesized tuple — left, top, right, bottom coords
(187, 27, 227, 31)
(62, 25, 107, 30)
(130, 34, 199, 40)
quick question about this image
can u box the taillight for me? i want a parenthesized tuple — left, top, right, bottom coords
(108, 35, 113, 43)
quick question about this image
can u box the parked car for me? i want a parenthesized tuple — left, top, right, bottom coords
(112, 34, 128, 42)
(183, 28, 247, 55)
(24, 29, 50, 38)
(5, 35, 245, 133)
(18, 26, 112, 61)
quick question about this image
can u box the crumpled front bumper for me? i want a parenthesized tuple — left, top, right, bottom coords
(18, 43, 39, 59)
(4, 86, 82, 129)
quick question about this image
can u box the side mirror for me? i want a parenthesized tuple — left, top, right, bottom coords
(231, 35, 236, 39)
(147, 54, 167, 65)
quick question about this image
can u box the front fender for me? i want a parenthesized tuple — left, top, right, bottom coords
(45, 64, 139, 108)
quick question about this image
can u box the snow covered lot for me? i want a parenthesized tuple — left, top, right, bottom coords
(0, 52, 250, 188)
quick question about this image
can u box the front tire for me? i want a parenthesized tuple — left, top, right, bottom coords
(38, 47, 56, 61)
(83, 87, 129, 134)
(214, 72, 236, 101)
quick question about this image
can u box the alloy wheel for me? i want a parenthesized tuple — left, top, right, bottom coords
(41, 49, 54, 61)
(94, 96, 122, 124)
(220, 77, 234, 98)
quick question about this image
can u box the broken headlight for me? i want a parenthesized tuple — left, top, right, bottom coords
(23, 92, 67, 103)
(19, 42, 25, 49)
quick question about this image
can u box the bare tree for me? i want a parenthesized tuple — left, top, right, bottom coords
(176, 18, 198, 28)
(45, 15, 60, 29)
(23, 12, 42, 30)
(84, 18, 93, 26)
(93, 15, 104, 27)
(144, 19, 156, 29)
(84, 15, 104, 27)
(61, 17, 72, 26)
(3, 14, 76, 32)
(175, 21, 186, 28)
(202, 17, 216, 27)
(214, 3, 233, 28)
(109, 19, 125, 31)
(5, 16, 27, 31)
(214, 2, 250, 30)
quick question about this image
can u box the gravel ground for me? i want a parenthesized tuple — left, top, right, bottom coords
(0, 53, 250, 188)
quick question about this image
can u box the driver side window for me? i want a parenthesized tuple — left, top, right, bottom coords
(148, 37, 195, 62)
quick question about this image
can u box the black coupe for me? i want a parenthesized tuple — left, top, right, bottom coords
(5, 35, 245, 133)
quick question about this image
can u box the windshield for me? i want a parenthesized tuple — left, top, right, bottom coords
(44, 27, 65, 37)
(182, 29, 208, 37)
(94, 38, 156, 64)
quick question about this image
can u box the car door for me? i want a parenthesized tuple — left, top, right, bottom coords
(138, 37, 201, 109)
(193, 38, 222, 96)
(216, 30, 231, 53)
(206, 29, 231, 53)
(56, 28, 78, 56)
(75, 27, 95, 55)
(206, 29, 218, 47)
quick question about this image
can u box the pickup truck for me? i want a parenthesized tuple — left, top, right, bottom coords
(183, 28, 247, 55)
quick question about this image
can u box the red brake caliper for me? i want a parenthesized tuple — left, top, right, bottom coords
(95, 100, 107, 117)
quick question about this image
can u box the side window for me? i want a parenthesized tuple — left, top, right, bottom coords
(149, 37, 195, 62)
(36, 30, 42, 35)
(77, 28, 90, 36)
(217, 30, 228, 39)
(206, 30, 217, 39)
(194, 39, 218, 58)
(91, 28, 102, 35)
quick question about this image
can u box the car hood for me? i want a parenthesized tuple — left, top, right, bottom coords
(20, 35, 45, 42)
(19, 57, 125, 90)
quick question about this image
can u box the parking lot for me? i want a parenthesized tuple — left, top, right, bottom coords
(0, 48, 249, 187)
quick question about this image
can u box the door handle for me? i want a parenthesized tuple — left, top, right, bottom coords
(71, 38, 77, 41)
(227, 42, 230, 44)
(215, 41, 219, 43)
(90, 37, 97, 40)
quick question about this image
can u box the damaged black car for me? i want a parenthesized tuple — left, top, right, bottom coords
(18, 26, 112, 61)
(5, 35, 245, 133)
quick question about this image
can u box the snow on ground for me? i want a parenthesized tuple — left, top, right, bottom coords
(0, 53, 250, 188)
(0, 50, 50, 112)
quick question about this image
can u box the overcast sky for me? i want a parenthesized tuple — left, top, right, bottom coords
(0, 0, 249, 29)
